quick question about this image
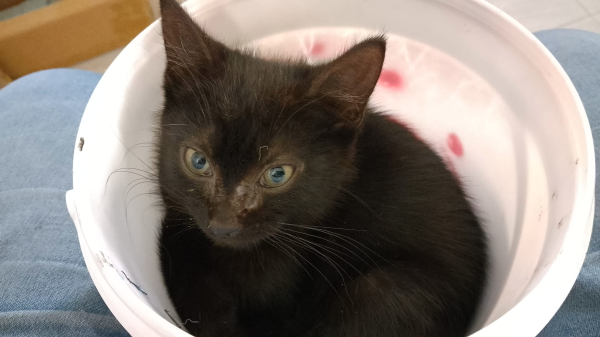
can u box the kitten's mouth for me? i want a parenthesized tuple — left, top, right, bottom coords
(209, 234, 267, 249)
(201, 225, 272, 250)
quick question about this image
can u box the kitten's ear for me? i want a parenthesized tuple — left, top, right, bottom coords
(308, 37, 386, 127)
(160, 0, 227, 77)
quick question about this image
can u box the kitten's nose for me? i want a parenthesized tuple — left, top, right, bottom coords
(210, 225, 240, 238)
(209, 204, 242, 238)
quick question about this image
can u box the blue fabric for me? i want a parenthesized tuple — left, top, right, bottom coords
(0, 69, 129, 337)
(535, 29, 600, 337)
(0, 29, 598, 336)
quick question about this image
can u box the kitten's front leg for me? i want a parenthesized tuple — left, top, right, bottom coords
(170, 271, 242, 337)
(160, 223, 244, 337)
(292, 262, 477, 337)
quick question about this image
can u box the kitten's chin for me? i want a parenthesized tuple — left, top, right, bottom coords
(213, 239, 257, 250)
(206, 232, 269, 250)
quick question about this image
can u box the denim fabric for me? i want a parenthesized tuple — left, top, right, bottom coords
(0, 69, 129, 337)
(0, 29, 598, 337)
(535, 29, 600, 337)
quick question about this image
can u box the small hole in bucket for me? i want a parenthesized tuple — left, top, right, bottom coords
(558, 219, 563, 229)
(78, 137, 85, 151)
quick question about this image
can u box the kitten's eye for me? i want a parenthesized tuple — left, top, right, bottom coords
(184, 148, 212, 176)
(261, 165, 294, 188)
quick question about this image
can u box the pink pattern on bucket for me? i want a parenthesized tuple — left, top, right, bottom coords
(310, 41, 325, 56)
(378, 69, 403, 90)
(447, 133, 464, 157)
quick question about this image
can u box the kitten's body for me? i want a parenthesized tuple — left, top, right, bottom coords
(157, 1, 487, 336)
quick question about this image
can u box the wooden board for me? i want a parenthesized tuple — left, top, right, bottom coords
(0, 0, 27, 12)
(0, 66, 11, 88)
(0, 0, 154, 79)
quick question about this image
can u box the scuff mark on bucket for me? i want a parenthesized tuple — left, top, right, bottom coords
(121, 270, 148, 296)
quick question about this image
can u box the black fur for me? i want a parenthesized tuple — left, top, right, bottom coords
(156, 0, 487, 336)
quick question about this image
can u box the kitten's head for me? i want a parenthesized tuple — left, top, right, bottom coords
(157, 0, 385, 249)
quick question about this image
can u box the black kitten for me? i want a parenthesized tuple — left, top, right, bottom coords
(156, 0, 487, 336)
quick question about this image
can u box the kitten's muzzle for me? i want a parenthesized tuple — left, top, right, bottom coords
(207, 205, 243, 239)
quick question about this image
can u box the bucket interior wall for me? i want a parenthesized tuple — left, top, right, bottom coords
(70, 0, 593, 335)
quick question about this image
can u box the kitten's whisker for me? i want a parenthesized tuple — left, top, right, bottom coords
(110, 170, 191, 215)
(118, 141, 155, 158)
(278, 230, 367, 283)
(278, 229, 380, 302)
(102, 169, 158, 216)
(106, 122, 158, 177)
(105, 167, 190, 212)
(125, 192, 159, 217)
(271, 235, 337, 295)
(159, 241, 173, 280)
(280, 222, 367, 232)
(277, 231, 353, 276)
(165, 204, 187, 211)
(123, 177, 152, 195)
(279, 230, 378, 293)
(119, 168, 186, 203)
(126, 144, 155, 150)
(278, 228, 366, 267)
(103, 169, 153, 204)
(275, 233, 350, 301)
(265, 237, 312, 279)
(170, 225, 199, 241)
(164, 223, 195, 228)
(125, 180, 155, 205)
(271, 235, 339, 291)
(274, 237, 313, 274)
(276, 233, 348, 282)
(277, 222, 386, 267)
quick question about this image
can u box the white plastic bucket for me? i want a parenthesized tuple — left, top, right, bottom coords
(66, 0, 595, 336)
